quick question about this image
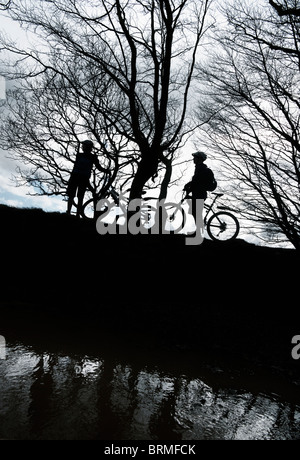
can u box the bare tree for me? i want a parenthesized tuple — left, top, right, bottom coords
(0, 0, 214, 206)
(0, 54, 137, 214)
(195, 0, 300, 249)
(269, 0, 300, 17)
(0, 1, 11, 10)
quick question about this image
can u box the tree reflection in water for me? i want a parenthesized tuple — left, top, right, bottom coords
(0, 345, 299, 440)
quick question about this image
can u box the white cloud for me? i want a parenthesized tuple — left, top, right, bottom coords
(0, 196, 24, 208)
(0, 152, 65, 212)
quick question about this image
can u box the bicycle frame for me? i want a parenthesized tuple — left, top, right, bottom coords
(203, 193, 225, 224)
(182, 191, 225, 224)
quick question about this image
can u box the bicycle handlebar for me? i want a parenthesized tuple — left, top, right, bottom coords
(182, 189, 224, 199)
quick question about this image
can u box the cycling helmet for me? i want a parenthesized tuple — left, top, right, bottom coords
(82, 139, 94, 147)
(192, 151, 207, 161)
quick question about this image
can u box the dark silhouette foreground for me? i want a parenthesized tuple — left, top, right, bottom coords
(0, 204, 298, 377)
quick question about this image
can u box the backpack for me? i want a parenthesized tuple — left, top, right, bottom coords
(204, 168, 217, 191)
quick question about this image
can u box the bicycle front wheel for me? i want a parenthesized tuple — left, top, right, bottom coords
(163, 202, 187, 233)
(207, 211, 239, 241)
(140, 204, 157, 229)
(81, 198, 96, 219)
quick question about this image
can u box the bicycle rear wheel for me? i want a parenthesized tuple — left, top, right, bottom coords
(207, 211, 239, 241)
(81, 197, 110, 219)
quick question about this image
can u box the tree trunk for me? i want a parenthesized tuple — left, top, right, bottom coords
(127, 150, 159, 234)
(158, 156, 172, 202)
(129, 151, 160, 201)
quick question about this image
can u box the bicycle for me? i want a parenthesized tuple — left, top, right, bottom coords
(81, 186, 157, 229)
(165, 191, 240, 241)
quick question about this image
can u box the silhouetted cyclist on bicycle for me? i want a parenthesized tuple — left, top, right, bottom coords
(66, 139, 107, 217)
(183, 151, 217, 222)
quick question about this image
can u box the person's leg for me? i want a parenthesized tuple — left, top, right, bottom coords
(191, 196, 205, 232)
(191, 197, 197, 224)
(76, 183, 87, 218)
(66, 175, 77, 215)
(67, 196, 73, 215)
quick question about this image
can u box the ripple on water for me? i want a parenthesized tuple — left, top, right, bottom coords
(0, 343, 299, 440)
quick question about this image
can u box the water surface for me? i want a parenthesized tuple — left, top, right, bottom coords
(0, 329, 299, 440)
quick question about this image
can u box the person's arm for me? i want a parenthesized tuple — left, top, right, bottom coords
(183, 181, 192, 192)
(94, 154, 108, 173)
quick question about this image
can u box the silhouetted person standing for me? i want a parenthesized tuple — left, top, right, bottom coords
(184, 151, 217, 222)
(67, 139, 106, 217)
